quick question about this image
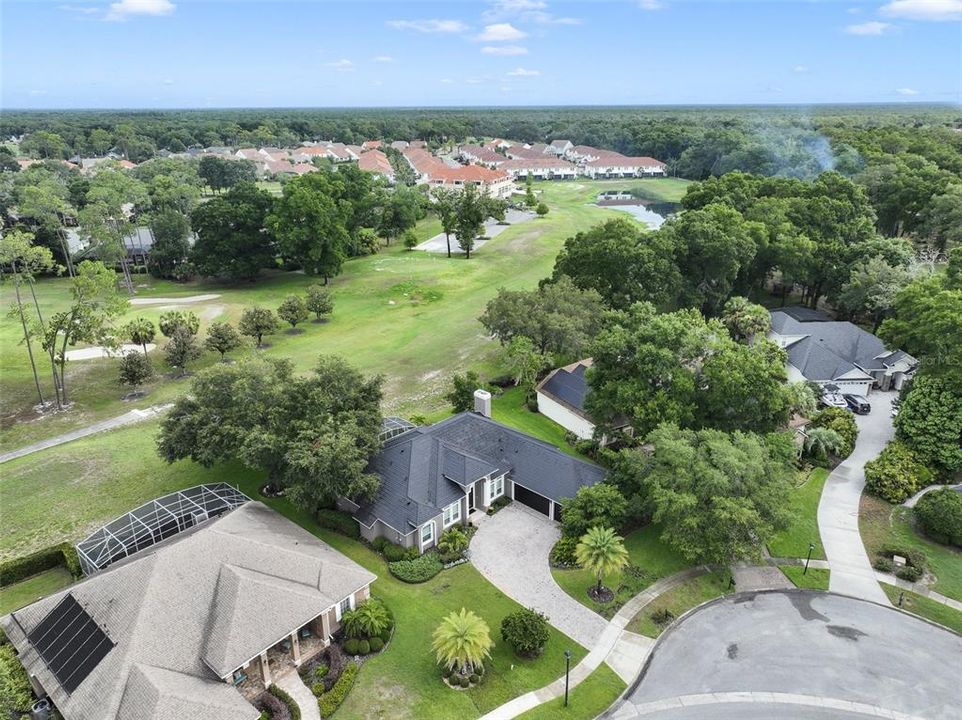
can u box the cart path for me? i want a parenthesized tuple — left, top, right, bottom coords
(0, 404, 173, 465)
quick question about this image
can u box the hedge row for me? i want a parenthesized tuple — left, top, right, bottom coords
(0, 543, 83, 588)
(317, 662, 358, 718)
(268, 683, 301, 720)
(316, 509, 360, 539)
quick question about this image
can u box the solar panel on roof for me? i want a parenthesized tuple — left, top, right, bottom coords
(27, 594, 114, 694)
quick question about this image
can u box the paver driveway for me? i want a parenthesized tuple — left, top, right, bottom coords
(471, 504, 608, 648)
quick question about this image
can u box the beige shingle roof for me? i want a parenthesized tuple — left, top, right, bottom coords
(2, 502, 375, 720)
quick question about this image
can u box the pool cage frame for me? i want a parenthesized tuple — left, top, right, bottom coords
(379, 416, 417, 443)
(75, 483, 251, 576)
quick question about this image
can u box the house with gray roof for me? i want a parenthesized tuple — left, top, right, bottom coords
(1, 500, 375, 720)
(769, 306, 917, 395)
(339, 399, 606, 550)
(535, 359, 631, 445)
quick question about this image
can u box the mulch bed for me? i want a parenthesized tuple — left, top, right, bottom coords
(587, 585, 615, 603)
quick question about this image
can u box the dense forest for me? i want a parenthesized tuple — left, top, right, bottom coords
(2, 104, 960, 181)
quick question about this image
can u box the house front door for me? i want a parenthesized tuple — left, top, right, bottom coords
(468, 486, 475, 512)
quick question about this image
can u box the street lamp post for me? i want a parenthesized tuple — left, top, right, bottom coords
(804, 543, 815, 575)
(564, 649, 572, 707)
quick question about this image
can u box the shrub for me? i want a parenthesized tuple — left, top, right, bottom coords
(550, 536, 579, 566)
(255, 691, 289, 720)
(314, 664, 329, 681)
(487, 496, 512, 515)
(501, 608, 550, 657)
(914, 488, 962, 547)
(269, 683, 301, 720)
(368, 636, 384, 653)
(879, 545, 928, 572)
(873, 556, 895, 573)
(650, 608, 675, 626)
(311, 682, 325, 698)
(382, 542, 410, 562)
(316, 509, 360, 538)
(380, 627, 392, 643)
(343, 638, 361, 655)
(896, 565, 923, 582)
(357, 639, 370, 655)
(0, 644, 33, 720)
(810, 407, 858, 457)
(259, 712, 270, 720)
(441, 666, 453, 679)
(469, 673, 480, 684)
(560, 483, 628, 539)
(388, 553, 443, 583)
(0, 542, 82, 587)
(459, 675, 470, 688)
(322, 644, 346, 691)
(864, 441, 934, 503)
(317, 663, 358, 718)
(371, 537, 389, 552)
(349, 598, 392, 639)
(437, 527, 469, 558)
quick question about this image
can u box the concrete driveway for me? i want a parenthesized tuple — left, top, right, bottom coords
(609, 590, 962, 720)
(817, 391, 896, 604)
(470, 504, 608, 649)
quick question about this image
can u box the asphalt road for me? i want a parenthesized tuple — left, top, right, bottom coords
(607, 590, 962, 720)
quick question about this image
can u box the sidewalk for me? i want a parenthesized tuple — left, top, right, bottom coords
(0, 404, 173, 465)
(478, 567, 710, 720)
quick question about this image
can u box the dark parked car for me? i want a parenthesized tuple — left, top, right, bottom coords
(844, 394, 871, 414)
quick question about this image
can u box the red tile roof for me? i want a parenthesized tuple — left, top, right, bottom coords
(358, 149, 394, 177)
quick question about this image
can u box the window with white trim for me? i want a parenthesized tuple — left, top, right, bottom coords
(489, 474, 505, 501)
(335, 595, 352, 620)
(442, 501, 462, 528)
(420, 521, 434, 548)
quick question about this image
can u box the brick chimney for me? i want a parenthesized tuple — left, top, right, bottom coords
(473, 389, 492, 418)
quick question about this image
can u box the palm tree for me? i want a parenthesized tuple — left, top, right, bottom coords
(803, 427, 844, 463)
(721, 296, 771, 345)
(432, 608, 493, 677)
(575, 526, 629, 595)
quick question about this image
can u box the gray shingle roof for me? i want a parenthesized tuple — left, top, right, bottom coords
(770, 307, 914, 381)
(1, 502, 375, 720)
(354, 413, 605, 531)
(117, 665, 254, 720)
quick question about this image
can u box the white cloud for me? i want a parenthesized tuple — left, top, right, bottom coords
(373, 55, 395, 63)
(793, 65, 809, 73)
(847, 7, 863, 13)
(105, 0, 175, 21)
(28, 89, 48, 96)
(387, 19, 467, 33)
(880, 0, 962, 21)
(325, 59, 355, 71)
(440, 78, 455, 84)
(896, 87, 920, 95)
(638, 0, 663, 10)
(483, 1, 580, 25)
(845, 20, 895, 34)
(162, 78, 174, 85)
(482, 45, 528, 55)
(506, 67, 541, 77)
(477, 23, 527, 41)
(58, 4, 99, 14)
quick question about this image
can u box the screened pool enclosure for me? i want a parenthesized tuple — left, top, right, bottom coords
(75, 483, 250, 576)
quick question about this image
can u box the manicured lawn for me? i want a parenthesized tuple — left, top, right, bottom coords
(882, 585, 962, 635)
(780, 566, 831, 591)
(515, 664, 626, 720)
(492, 386, 583, 458)
(767, 467, 829, 560)
(226, 475, 588, 720)
(0, 179, 690, 453)
(0, 567, 74, 615)
(860, 493, 962, 602)
(551, 525, 691, 619)
(0, 418, 262, 561)
(625, 571, 732, 638)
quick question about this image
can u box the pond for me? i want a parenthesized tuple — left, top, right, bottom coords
(595, 195, 680, 229)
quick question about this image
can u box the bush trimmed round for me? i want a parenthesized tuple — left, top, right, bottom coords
(442, 666, 453, 679)
(357, 639, 370, 655)
(388, 553, 443, 583)
(469, 674, 480, 685)
(368, 636, 384, 653)
(459, 675, 470, 688)
(914, 488, 962, 547)
(343, 638, 360, 655)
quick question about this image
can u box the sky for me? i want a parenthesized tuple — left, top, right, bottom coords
(1, 0, 960, 108)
